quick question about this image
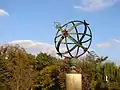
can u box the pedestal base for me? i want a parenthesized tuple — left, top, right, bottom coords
(66, 74, 82, 90)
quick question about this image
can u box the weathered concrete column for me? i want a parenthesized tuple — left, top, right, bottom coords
(66, 74, 82, 90)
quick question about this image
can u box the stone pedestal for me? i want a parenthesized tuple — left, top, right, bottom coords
(66, 74, 82, 90)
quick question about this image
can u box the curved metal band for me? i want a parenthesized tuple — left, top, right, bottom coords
(54, 20, 92, 58)
(65, 37, 73, 58)
(55, 36, 64, 57)
(72, 21, 80, 57)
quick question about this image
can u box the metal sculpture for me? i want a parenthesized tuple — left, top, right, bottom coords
(54, 20, 92, 58)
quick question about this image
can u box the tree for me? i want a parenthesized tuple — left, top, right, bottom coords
(1, 44, 120, 90)
(0, 45, 11, 89)
(37, 64, 59, 90)
(0, 44, 33, 90)
(35, 53, 55, 70)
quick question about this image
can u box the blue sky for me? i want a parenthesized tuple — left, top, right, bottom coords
(0, 0, 120, 64)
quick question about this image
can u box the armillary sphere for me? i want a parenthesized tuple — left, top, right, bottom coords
(54, 20, 92, 58)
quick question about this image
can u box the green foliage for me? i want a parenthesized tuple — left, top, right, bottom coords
(0, 44, 33, 90)
(57, 59, 71, 90)
(90, 80, 97, 90)
(108, 82, 120, 90)
(38, 65, 59, 89)
(0, 45, 120, 90)
(35, 53, 55, 70)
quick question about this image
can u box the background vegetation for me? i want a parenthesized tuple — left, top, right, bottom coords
(0, 44, 120, 90)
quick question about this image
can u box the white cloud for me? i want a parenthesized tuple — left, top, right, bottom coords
(0, 9, 9, 16)
(96, 42, 111, 48)
(8, 40, 93, 58)
(113, 39, 120, 43)
(96, 38, 120, 48)
(74, 0, 120, 12)
(8, 40, 59, 57)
